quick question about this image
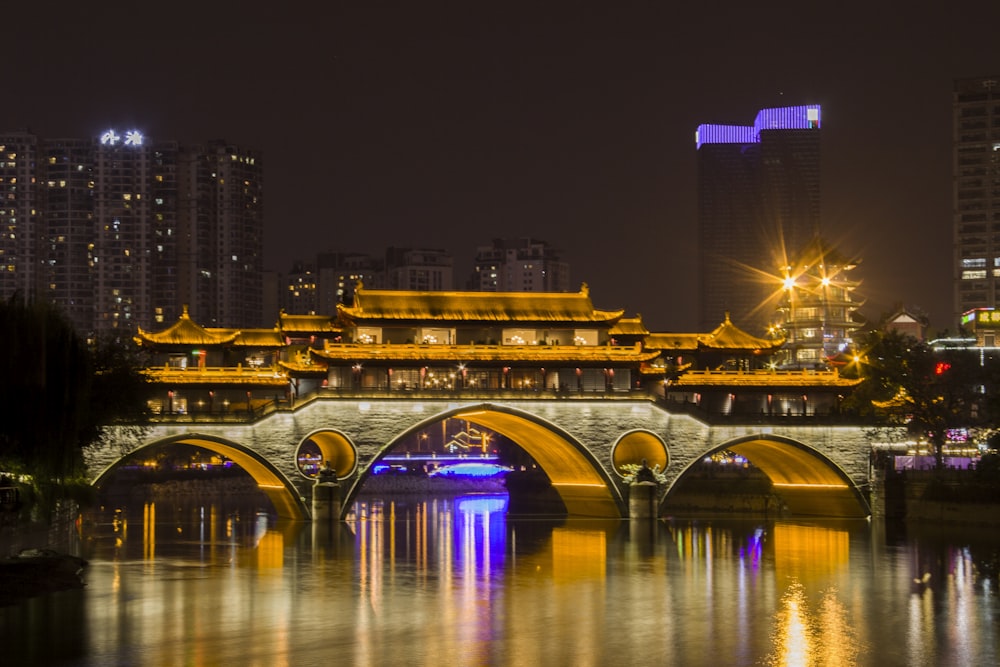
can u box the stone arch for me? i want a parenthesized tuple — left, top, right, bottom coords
(341, 402, 626, 518)
(662, 433, 870, 518)
(295, 429, 359, 480)
(611, 429, 669, 477)
(90, 433, 310, 521)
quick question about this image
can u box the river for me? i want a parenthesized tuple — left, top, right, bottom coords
(2, 491, 999, 666)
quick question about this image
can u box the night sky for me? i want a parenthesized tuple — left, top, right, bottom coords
(5, 3, 1000, 333)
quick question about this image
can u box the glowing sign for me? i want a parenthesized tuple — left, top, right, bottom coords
(100, 129, 145, 147)
(974, 308, 1000, 329)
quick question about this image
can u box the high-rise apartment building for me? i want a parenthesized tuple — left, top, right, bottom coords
(0, 132, 41, 307)
(0, 129, 263, 334)
(953, 76, 1000, 324)
(696, 105, 822, 334)
(470, 237, 570, 292)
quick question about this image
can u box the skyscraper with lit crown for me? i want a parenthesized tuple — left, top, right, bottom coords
(695, 105, 822, 334)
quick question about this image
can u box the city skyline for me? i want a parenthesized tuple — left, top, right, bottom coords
(4, 3, 1000, 332)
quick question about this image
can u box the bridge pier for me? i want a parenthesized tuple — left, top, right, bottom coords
(628, 481, 658, 519)
(312, 480, 341, 521)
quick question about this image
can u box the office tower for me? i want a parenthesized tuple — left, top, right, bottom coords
(696, 105, 822, 334)
(0, 129, 264, 334)
(953, 76, 1000, 324)
(470, 237, 571, 292)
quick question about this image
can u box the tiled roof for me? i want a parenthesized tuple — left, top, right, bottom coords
(338, 284, 624, 323)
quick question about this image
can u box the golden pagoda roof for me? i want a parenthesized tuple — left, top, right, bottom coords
(278, 312, 341, 335)
(701, 314, 782, 350)
(608, 316, 650, 337)
(644, 314, 780, 352)
(277, 360, 329, 376)
(310, 342, 660, 364)
(135, 306, 239, 347)
(134, 306, 285, 348)
(669, 368, 862, 388)
(338, 284, 624, 324)
(224, 329, 286, 348)
(643, 332, 703, 351)
(871, 387, 910, 409)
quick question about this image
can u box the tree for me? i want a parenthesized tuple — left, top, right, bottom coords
(85, 331, 154, 456)
(842, 328, 1000, 468)
(0, 298, 153, 480)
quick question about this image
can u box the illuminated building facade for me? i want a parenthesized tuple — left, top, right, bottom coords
(134, 285, 858, 420)
(953, 76, 1000, 324)
(0, 132, 41, 309)
(470, 237, 571, 292)
(0, 129, 263, 334)
(959, 307, 1000, 348)
(774, 238, 863, 368)
(696, 105, 822, 335)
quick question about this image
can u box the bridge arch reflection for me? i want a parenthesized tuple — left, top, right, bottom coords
(91, 434, 310, 521)
(663, 434, 870, 518)
(341, 402, 627, 519)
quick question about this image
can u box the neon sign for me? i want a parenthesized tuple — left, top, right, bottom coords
(99, 129, 144, 147)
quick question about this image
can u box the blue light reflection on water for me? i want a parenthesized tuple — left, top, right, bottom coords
(453, 494, 508, 579)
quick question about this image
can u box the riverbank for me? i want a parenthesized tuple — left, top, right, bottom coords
(878, 468, 1000, 526)
(0, 549, 86, 606)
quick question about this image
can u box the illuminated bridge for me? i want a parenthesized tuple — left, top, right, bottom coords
(87, 396, 875, 522)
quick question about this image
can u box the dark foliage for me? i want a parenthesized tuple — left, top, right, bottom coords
(842, 329, 1000, 466)
(0, 298, 153, 479)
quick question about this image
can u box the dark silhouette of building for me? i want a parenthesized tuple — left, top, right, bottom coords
(953, 76, 1000, 325)
(696, 105, 822, 335)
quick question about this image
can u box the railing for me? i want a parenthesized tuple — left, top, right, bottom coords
(317, 341, 651, 361)
(659, 396, 866, 425)
(145, 365, 288, 386)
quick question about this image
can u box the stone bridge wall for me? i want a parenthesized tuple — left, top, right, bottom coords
(87, 398, 875, 504)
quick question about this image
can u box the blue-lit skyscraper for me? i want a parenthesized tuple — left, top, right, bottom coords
(695, 105, 822, 334)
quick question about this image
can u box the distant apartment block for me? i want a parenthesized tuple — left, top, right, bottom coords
(470, 238, 570, 292)
(384, 246, 453, 291)
(0, 129, 264, 334)
(279, 252, 386, 315)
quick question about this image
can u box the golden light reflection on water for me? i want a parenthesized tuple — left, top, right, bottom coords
(31, 498, 995, 666)
(763, 581, 864, 666)
(773, 523, 850, 585)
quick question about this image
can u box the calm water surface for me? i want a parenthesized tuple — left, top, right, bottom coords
(3, 493, 999, 666)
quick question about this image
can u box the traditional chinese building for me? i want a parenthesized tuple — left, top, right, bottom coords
(134, 306, 336, 415)
(312, 283, 658, 392)
(133, 286, 860, 419)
